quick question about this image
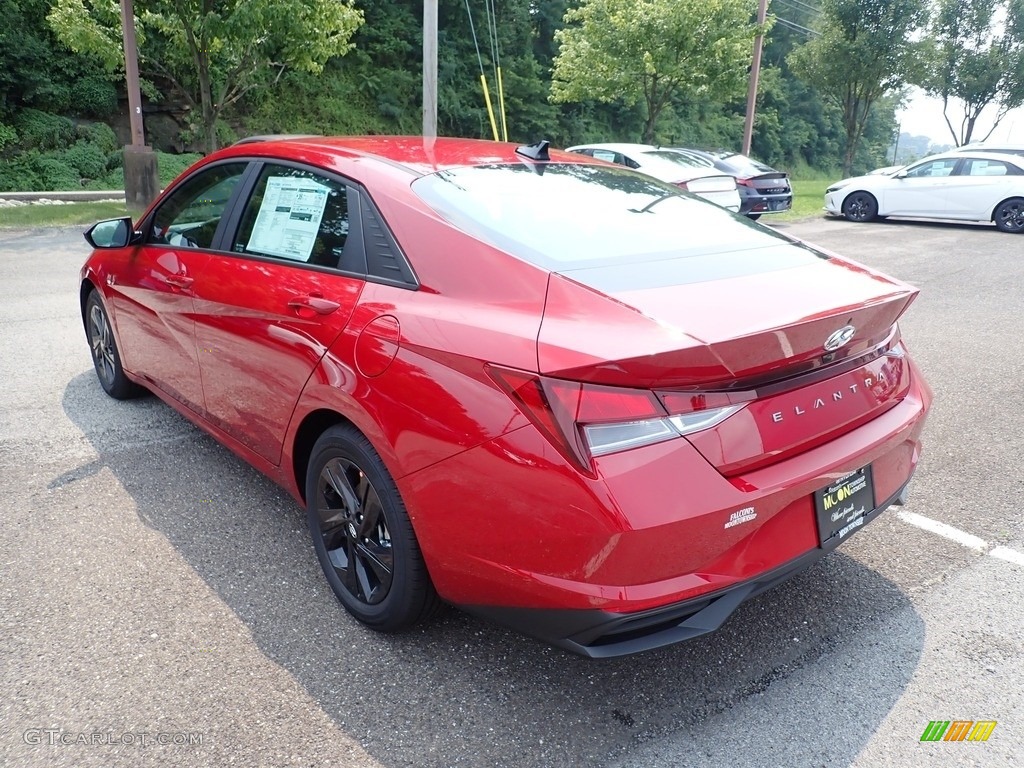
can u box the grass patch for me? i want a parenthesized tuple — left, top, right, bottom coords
(0, 201, 130, 229)
(770, 178, 832, 222)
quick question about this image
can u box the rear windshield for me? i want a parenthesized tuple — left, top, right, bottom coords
(644, 150, 713, 169)
(411, 163, 788, 270)
(713, 153, 776, 176)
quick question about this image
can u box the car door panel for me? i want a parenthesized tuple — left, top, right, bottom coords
(193, 163, 366, 464)
(109, 248, 209, 409)
(880, 158, 960, 216)
(945, 158, 1019, 218)
(192, 260, 363, 463)
(880, 178, 952, 216)
(109, 161, 250, 412)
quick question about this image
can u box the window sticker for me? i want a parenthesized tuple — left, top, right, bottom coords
(247, 176, 330, 261)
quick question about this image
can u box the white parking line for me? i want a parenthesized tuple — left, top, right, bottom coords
(896, 510, 1024, 565)
(990, 546, 1024, 567)
(896, 510, 988, 551)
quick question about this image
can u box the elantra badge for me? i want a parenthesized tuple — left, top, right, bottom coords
(824, 325, 856, 352)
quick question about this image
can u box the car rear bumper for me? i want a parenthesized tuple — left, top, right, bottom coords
(739, 191, 792, 216)
(464, 477, 910, 658)
(403, 360, 930, 656)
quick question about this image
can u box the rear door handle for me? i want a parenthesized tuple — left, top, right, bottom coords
(287, 295, 341, 315)
(163, 273, 194, 289)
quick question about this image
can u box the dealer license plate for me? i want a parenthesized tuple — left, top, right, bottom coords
(814, 466, 876, 545)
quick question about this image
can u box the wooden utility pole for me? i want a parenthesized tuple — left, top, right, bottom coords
(742, 0, 769, 156)
(119, 0, 158, 211)
(423, 0, 438, 138)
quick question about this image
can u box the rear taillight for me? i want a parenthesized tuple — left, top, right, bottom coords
(488, 366, 748, 475)
(736, 177, 755, 187)
(674, 181, 690, 190)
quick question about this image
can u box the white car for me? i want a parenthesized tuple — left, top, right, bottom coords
(867, 164, 904, 176)
(949, 142, 1024, 157)
(565, 143, 741, 212)
(825, 151, 1024, 233)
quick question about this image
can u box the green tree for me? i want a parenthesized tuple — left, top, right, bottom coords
(549, 0, 763, 144)
(48, 0, 364, 153)
(0, 0, 117, 120)
(920, 0, 1024, 146)
(789, 0, 929, 175)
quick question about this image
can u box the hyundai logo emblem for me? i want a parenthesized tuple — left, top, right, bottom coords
(824, 325, 856, 352)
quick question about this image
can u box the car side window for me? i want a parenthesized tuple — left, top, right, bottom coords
(961, 159, 1011, 177)
(232, 165, 350, 267)
(149, 163, 248, 249)
(592, 149, 617, 164)
(905, 159, 958, 178)
(618, 154, 641, 169)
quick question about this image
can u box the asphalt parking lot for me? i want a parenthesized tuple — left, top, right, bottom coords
(1, 215, 1022, 768)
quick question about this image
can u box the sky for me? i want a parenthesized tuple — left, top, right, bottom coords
(897, 89, 1024, 147)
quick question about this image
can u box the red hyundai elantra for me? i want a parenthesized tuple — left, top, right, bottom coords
(79, 136, 931, 657)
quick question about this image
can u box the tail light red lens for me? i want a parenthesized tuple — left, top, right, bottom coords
(674, 181, 690, 190)
(488, 366, 747, 475)
(736, 177, 755, 187)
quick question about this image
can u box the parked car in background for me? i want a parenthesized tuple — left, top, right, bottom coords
(867, 164, 904, 176)
(949, 142, 1024, 157)
(565, 142, 740, 212)
(825, 150, 1024, 232)
(79, 136, 931, 657)
(671, 148, 793, 220)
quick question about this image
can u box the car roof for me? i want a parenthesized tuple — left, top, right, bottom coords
(950, 142, 1024, 152)
(909, 150, 1024, 166)
(566, 143, 659, 155)
(213, 136, 603, 177)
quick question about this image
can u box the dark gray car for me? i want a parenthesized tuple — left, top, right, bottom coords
(672, 149, 793, 220)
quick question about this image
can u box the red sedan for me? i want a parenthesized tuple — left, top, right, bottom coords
(80, 137, 931, 657)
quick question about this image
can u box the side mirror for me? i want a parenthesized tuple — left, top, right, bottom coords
(84, 217, 139, 249)
(894, 171, 908, 179)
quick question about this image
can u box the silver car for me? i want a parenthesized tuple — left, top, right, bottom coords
(565, 143, 741, 212)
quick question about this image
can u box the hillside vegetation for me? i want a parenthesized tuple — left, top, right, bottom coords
(3, 0, 1019, 190)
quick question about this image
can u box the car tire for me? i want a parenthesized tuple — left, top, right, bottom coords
(745, 213, 762, 221)
(841, 192, 878, 223)
(306, 424, 439, 632)
(84, 290, 142, 400)
(993, 197, 1024, 233)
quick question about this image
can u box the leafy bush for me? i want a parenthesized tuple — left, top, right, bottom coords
(14, 110, 75, 151)
(82, 150, 203, 191)
(0, 122, 17, 153)
(0, 154, 42, 192)
(156, 151, 203, 186)
(63, 142, 108, 180)
(77, 122, 119, 155)
(88, 166, 124, 190)
(72, 76, 119, 119)
(29, 154, 82, 190)
(244, 68, 393, 137)
(105, 149, 123, 171)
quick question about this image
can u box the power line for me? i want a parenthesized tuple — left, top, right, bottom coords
(775, 0, 821, 15)
(774, 16, 820, 36)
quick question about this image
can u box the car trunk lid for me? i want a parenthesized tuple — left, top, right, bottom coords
(536, 239, 918, 473)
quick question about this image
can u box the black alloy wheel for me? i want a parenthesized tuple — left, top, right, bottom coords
(994, 198, 1024, 233)
(85, 291, 141, 399)
(306, 425, 438, 631)
(842, 191, 878, 223)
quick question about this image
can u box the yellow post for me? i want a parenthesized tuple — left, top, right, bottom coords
(497, 66, 509, 142)
(480, 74, 500, 142)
